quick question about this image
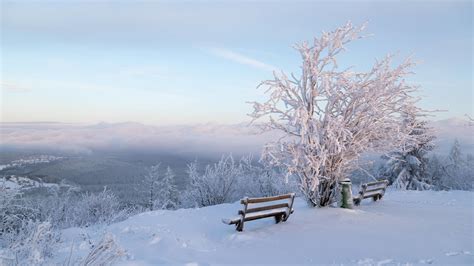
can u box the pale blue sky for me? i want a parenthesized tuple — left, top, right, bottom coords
(1, 0, 472, 125)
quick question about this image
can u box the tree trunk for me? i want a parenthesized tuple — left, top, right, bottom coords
(318, 179, 336, 207)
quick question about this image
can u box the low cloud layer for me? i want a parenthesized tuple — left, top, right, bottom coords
(1, 118, 472, 157)
(0, 122, 278, 157)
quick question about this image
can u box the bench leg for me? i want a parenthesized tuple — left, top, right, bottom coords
(353, 198, 361, 206)
(274, 215, 282, 224)
(373, 194, 382, 201)
(236, 221, 244, 232)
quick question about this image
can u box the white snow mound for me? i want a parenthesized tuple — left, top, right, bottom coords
(58, 190, 473, 265)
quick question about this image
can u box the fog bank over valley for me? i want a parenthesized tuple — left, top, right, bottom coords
(1, 117, 472, 157)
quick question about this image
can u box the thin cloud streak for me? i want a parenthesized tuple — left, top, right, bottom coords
(207, 47, 276, 72)
(0, 81, 32, 93)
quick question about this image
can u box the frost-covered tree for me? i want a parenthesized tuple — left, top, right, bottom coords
(184, 155, 243, 207)
(154, 167, 180, 210)
(142, 164, 161, 211)
(239, 156, 297, 198)
(249, 22, 422, 206)
(383, 113, 435, 190)
(442, 140, 473, 190)
(426, 154, 444, 189)
(448, 139, 463, 167)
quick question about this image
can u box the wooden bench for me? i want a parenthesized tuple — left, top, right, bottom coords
(222, 193, 295, 231)
(353, 180, 389, 206)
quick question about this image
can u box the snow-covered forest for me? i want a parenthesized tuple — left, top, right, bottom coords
(1, 142, 473, 264)
(1, 17, 473, 265)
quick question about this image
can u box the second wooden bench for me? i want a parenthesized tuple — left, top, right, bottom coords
(353, 180, 389, 206)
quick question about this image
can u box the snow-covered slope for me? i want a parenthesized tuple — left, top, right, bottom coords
(57, 190, 473, 265)
(0, 155, 64, 171)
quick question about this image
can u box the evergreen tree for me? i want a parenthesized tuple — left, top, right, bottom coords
(443, 140, 473, 190)
(426, 154, 444, 189)
(155, 167, 180, 210)
(448, 139, 463, 167)
(383, 115, 435, 190)
(142, 164, 161, 211)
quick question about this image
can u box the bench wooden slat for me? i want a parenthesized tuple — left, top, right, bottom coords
(364, 180, 388, 187)
(243, 208, 291, 222)
(362, 191, 385, 198)
(364, 187, 386, 194)
(241, 203, 290, 215)
(242, 193, 294, 204)
(224, 193, 296, 231)
(222, 208, 295, 225)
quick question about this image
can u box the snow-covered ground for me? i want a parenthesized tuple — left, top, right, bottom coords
(1, 176, 78, 192)
(0, 155, 64, 171)
(56, 190, 473, 265)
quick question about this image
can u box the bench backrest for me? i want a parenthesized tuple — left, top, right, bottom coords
(239, 193, 295, 216)
(359, 180, 388, 198)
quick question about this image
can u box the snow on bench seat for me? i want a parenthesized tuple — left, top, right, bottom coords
(222, 193, 296, 231)
(222, 207, 295, 225)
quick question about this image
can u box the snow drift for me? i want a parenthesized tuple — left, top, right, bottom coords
(53, 190, 473, 265)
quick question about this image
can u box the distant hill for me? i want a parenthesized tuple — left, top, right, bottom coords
(429, 117, 473, 154)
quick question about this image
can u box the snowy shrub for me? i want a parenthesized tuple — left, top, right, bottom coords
(442, 164, 473, 191)
(2, 186, 134, 234)
(239, 156, 297, 198)
(347, 162, 383, 185)
(0, 185, 39, 237)
(424, 155, 444, 189)
(72, 188, 129, 227)
(23, 188, 132, 229)
(27, 189, 78, 229)
(184, 155, 243, 207)
(2, 221, 59, 265)
(249, 22, 424, 206)
(183, 155, 297, 207)
(83, 233, 126, 266)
